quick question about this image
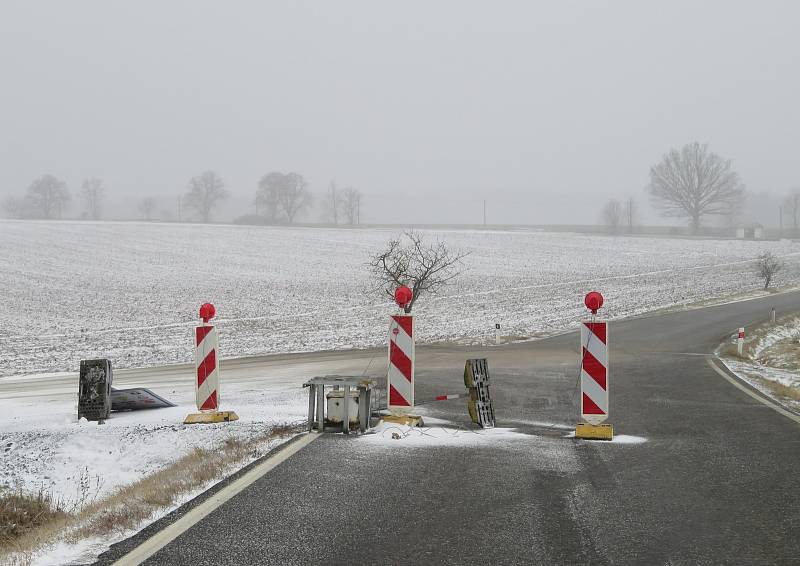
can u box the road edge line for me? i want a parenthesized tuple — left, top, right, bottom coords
(111, 432, 320, 566)
(706, 358, 800, 425)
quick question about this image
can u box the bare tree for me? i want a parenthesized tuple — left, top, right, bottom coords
(82, 178, 105, 220)
(138, 197, 157, 221)
(784, 188, 800, 238)
(2, 196, 26, 219)
(278, 172, 312, 223)
(255, 172, 282, 222)
(623, 196, 638, 233)
(185, 171, 227, 223)
(602, 199, 622, 234)
(340, 187, 362, 225)
(27, 174, 70, 219)
(755, 252, 783, 290)
(648, 142, 745, 234)
(368, 231, 468, 313)
(321, 181, 340, 224)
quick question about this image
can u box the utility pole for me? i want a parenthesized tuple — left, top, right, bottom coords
(779, 205, 783, 239)
(178, 195, 182, 223)
(483, 200, 486, 226)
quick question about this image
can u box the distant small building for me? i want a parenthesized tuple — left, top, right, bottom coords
(736, 223, 764, 239)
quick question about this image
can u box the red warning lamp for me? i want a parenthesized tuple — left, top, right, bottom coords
(199, 302, 216, 323)
(394, 286, 413, 310)
(584, 291, 604, 314)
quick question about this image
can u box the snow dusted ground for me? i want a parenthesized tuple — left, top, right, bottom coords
(0, 375, 308, 503)
(3, 219, 800, 378)
(718, 317, 800, 411)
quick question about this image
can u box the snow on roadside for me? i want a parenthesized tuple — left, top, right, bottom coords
(717, 319, 800, 412)
(719, 357, 800, 411)
(0, 382, 308, 504)
(747, 316, 800, 359)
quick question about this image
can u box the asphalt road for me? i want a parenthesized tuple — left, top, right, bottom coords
(97, 293, 800, 565)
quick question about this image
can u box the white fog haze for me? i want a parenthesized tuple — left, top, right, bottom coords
(4, 4, 800, 565)
(1, 1, 798, 226)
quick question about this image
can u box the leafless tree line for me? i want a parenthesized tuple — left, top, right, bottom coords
(602, 197, 638, 235)
(321, 181, 362, 225)
(2, 171, 364, 225)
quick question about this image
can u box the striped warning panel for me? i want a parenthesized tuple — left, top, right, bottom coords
(388, 314, 414, 410)
(195, 325, 220, 411)
(580, 321, 608, 425)
(435, 394, 465, 401)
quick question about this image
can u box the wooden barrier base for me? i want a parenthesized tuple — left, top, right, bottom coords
(184, 411, 240, 424)
(575, 423, 614, 441)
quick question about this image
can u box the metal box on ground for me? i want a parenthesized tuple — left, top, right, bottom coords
(326, 389, 360, 424)
(78, 359, 113, 421)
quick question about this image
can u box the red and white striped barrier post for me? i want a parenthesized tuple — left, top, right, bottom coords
(387, 286, 415, 412)
(196, 303, 220, 411)
(184, 303, 238, 424)
(575, 291, 613, 440)
(737, 327, 745, 357)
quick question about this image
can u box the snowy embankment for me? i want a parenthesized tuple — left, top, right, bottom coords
(0, 373, 309, 565)
(2, 220, 800, 378)
(717, 316, 800, 411)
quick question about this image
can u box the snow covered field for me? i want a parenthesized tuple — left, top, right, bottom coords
(3, 219, 800, 378)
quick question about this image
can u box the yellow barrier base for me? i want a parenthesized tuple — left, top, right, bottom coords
(575, 423, 613, 441)
(184, 411, 240, 424)
(382, 414, 424, 427)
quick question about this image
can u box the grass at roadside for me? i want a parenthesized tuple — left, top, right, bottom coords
(717, 313, 800, 410)
(0, 424, 297, 565)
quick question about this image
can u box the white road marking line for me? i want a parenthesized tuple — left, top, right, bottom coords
(112, 432, 320, 566)
(707, 358, 800, 425)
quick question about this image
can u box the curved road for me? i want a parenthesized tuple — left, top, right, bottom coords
(95, 292, 800, 565)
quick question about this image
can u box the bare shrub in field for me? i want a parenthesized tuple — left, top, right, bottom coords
(368, 230, 468, 313)
(755, 252, 784, 290)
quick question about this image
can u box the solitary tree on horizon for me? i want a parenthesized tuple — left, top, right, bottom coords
(602, 199, 623, 234)
(321, 181, 340, 224)
(647, 142, 745, 234)
(138, 197, 157, 221)
(340, 187, 362, 225)
(623, 196, 638, 233)
(27, 174, 70, 219)
(82, 177, 105, 220)
(256, 171, 312, 224)
(185, 171, 227, 223)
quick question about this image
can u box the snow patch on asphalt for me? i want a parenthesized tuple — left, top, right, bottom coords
(360, 421, 529, 446)
(565, 431, 648, 444)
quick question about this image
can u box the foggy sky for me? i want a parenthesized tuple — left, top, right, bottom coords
(1, 1, 798, 225)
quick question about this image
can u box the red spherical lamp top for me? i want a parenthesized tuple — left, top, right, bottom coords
(584, 291, 604, 314)
(394, 286, 413, 308)
(199, 302, 216, 323)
